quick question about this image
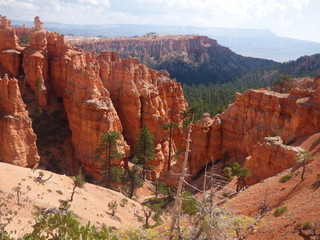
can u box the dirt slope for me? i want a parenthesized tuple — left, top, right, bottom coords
(224, 133, 320, 239)
(0, 162, 145, 237)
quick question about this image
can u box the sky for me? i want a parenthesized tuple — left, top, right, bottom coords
(1, 0, 320, 42)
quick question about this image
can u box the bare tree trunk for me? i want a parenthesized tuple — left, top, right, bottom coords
(168, 125, 173, 171)
(168, 126, 192, 240)
(129, 177, 134, 199)
(202, 162, 208, 203)
(107, 142, 111, 188)
(70, 185, 77, 202)
(301, 165, 305, 181)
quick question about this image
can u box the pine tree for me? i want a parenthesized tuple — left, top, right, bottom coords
(163, 122, 179, 171)
(95, 131, 123, 189)
(134, 126, 155, 180)
(224, 162, 249, 192)
(124, 165, 143, 199)
(70, 170, 86, 202)
(296, 150, 313, 181)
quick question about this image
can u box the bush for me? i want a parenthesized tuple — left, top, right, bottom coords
(24, 207, 116, 239)
(303, 222, 312, 230)
(19, 36, 30, 45)
(273, 206, 288, 217)
(181, 191, 200, 215)
(279, 174, 293, 183)
(120, 198, 128, 207)
(73, 171, 86, 188)
(0, 230, 12, 240)
(108, 201, 118, 216)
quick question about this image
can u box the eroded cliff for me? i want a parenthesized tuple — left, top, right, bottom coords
(0, 16, 187, 179)
(168, 77, 320, 186)
(0, 74, 39, 167)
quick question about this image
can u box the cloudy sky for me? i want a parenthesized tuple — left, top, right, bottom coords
(1, 0, 319, 42)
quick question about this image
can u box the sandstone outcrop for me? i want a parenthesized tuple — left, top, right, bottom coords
(0, 74, 39, 167)
(98, 52, 187, 179)
(99, 53, 187, 147)
(167, 78, 320, 186)
(15, 24, 33, 39)
(0, 16, 22, 77)
(0, 16, 188, 180)
(244, 136, 303, 185)
(22, 20, 131, 178)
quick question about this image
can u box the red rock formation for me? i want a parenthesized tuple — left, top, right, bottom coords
(0, 16, 20, 51)
(71, 34, 219, 63)
(51, 50, 130, 178)
(0, 16, 22, 77)
(99, 53, 188, 148)
(0, 74, 39, 167)
(15, 24, 33, 39)
(22, 17, 51, 107)
(244, 136, 303, 185)
(34, 16, 43, 31)
(168, 78, 320, 186)
(0, 16, 189, 180)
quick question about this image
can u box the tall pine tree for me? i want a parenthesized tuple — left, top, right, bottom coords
(163, 122, 179, 171)
(95, 131, 123, 189)
(134, 125, 155, 180)
(124, 166, 143, 199)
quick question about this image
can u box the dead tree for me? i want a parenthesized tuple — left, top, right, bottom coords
(168, 125, 192, 240)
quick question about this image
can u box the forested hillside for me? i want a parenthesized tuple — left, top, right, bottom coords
(70, 34, 278, 84)
(184, 54, 320, 120)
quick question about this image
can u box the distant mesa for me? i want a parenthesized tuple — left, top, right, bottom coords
(69, 34, 277, 84)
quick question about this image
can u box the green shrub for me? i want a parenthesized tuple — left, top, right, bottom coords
(108, 201, 118, 216)
(295, 222, 313, 230)
(19, 36, 29, 45)
(181, 191, 200, 215)
(302, 222, 312, 230)
(273, 206, 288, 217)
(120, 198, 128, 207)
(279, 174, 293, 183)
(73, 171, 86, 188)
(23, 208, 116, 239)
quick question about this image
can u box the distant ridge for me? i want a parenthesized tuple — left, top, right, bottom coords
(12, 19, 320, 62)
(70, 34, 277, 84)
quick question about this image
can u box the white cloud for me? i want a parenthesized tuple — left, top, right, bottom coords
(287, 0, 309, 11)
(133, 0, 310, 19)
(0, 0, 36, 10)
(79, 0, 110, 7)
(137, 0, 163, 3)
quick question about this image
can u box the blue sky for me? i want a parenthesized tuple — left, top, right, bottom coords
(1, 0, 319, 42)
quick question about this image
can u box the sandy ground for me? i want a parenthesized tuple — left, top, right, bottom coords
(0, 162, 146, 237)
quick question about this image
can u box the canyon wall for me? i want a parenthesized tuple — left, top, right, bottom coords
(0, 16, 187, 179)
(0, 74, 39, 167)
(168, 77, 320, 186)
(0, 16, 39, 167)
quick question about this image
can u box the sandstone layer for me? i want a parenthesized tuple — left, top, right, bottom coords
(165, 77, 320, 186)
(0, 16, 22, 78)
(0, 16, 187, 180)
(0, 74, 39, 167)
